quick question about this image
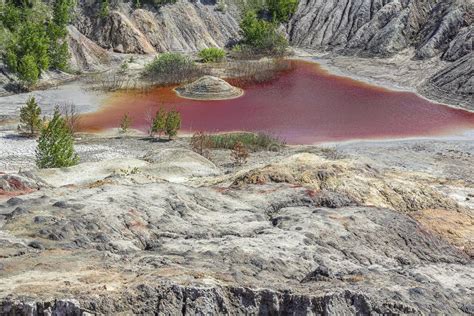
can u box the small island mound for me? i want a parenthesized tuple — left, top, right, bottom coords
(175, 76, 243, 100)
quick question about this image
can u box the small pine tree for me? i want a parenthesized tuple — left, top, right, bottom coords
(151, 107, 167, 139)
(19, 96, 42, 136)
(52, 0, 73, 29)
(165, 110, 181, 140)
(119, 113, 132, 134)
(36, 109, 79, 168)
(49, 40, 70, 71)
(5, 48, 18, 73)
(231, 141, 249, 166)
(18, 54, 40, 85)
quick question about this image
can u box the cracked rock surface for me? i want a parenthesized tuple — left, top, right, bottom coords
(0, 140, 473, 314)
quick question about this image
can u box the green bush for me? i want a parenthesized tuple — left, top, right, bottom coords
(9, 20, 51, 82)
(100, 0, 109, 17)
(36, 108, 79, 168)
(238, 10, 288, 57)
(165, 110, 181, 139)
(18, 54, 41, 85)
(198, 47, 226, 63)
(0, 3, 21, 29)
(4, 48, 18, 72)
(143, 53, 201, 84)
(52, 0, 73, 30)
(145, 53, 191, 75)
(150, 107, 167, 139)
(234, 0, 266, 14)
(48, 39, 70, 71)
(1, 0, 72, 85)
(267, 0, 298, 22)
(19, 96, 42, 136)
(207, 132, 284, 151)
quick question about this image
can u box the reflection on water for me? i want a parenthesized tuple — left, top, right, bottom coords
(80, 60, 474, 144)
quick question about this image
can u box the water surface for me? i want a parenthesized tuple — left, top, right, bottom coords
(80, 61, 474, 144)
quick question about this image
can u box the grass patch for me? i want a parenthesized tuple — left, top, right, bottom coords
(207, 132, 285, 151)
(198, 47, 226, 63)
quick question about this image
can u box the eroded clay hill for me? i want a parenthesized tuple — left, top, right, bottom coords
(288, 0, 473, 105)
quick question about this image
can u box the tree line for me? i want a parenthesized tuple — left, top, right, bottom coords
(119, 108, 181, 140)
(0, 0, 73, 86)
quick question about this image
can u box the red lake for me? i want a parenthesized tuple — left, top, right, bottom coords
(80, 60, 474, 144)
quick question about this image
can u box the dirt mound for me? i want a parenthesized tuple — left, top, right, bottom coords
(175, 76, 243, 100)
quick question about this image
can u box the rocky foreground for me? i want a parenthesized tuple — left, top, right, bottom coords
(0, 134, 473, 314)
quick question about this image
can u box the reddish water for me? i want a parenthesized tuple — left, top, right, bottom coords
(80, 60, 474, 144)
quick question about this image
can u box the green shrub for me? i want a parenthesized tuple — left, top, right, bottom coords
(18, 54, 41, 85)
(52, 0, 73, 29)
(13, 21, 51, 71)
(234, 0, 265, 14)
(48, 39, 70, 71)
(165, 110, 181, 139)
(145, 53, 188, 74)
(0, 3, 21, 29)
(100, 0, 109, 17)
(198, 47, 226, 63)
(1, 0, 73, 85)
(5, 48, 18, 73)
(144, 53, 201, 84)
(36, 108, 79, 168)
(0, 28, 10, 53)
(19, 96, 42, 136)
(150, 107, 167, 139)
(267, 0, 298, 22)
(238, 10, 288, 57)
(207, 132, 284, 151)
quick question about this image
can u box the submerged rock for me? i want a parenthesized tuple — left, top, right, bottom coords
(175, 76, 243, 100)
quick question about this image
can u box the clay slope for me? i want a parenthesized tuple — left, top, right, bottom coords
(420, 52, 474, 106)
(288, 0, 473, 105)
(74, 0, 240, 54)
(288, 0, 471, 60)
